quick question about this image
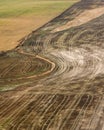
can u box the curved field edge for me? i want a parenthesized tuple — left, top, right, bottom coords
(0, 51, 55, 91)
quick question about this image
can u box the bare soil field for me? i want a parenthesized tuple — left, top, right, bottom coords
(53, 6, 104, 32)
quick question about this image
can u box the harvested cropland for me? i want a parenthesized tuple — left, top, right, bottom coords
(0, 0, 104, 130)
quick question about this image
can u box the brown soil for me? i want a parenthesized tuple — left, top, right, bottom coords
(0, 17, 51, 51)
(53, 6, 104, 32)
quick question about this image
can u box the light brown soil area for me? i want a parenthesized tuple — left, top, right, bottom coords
(0, 16, 52, 51)
(53, 6, 104, 32)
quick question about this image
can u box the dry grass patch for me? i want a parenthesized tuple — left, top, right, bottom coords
(0, 0, 78, 51)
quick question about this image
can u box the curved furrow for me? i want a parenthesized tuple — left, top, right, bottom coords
(42, 46, 104, 88)
(0, 94, 26, 117)
(85, 96, 103, 130)
(20, 57, 31, 74)
(0, 63, 13, 77)
(29, 95, 56, 130)
(8, 95, 49, 130)
(30, 95, 59, 130)
(59, 94, 85, 130)
(45, 95, 70, 130)
(0, 62, 18, 78)
(73, 95, 94, 130)
(69, 95, 91, 130)
(41, 96, 67, 130)
(18, 95, 55, 130)
(6, 94, 43, 129)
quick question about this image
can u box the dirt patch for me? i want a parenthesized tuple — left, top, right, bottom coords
(53, 6, 104, 32)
